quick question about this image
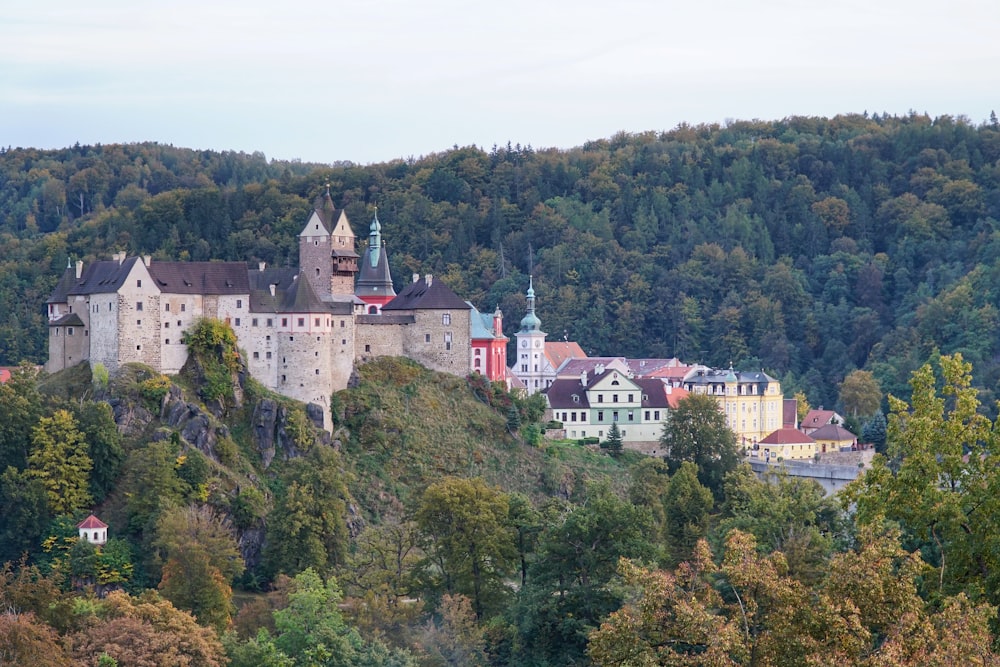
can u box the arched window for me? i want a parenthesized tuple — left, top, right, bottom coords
(368, 305, 378, 314)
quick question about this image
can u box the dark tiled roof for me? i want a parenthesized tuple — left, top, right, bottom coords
(543, 378, 592, 409)
(282, 275, 328, 313)
(49, 313, 84, 327)
(802, 409, 838, 428)
(809, 424, 856, 441)
(247, 267, 300, 313)
(332, 248, 360, 258)
(67, 257, 141, 295)
(634, 378, 673, 408)
(356, 314, 416, 325)
(148, 261, 250, 295)
(47, 267, 77, 304)
(382, 277, 471, 311)
(356, 243, 395, 297)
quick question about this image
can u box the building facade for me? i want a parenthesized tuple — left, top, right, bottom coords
(682, 367, 784, 451)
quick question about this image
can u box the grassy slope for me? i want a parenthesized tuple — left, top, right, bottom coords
(337, 357, 638, 520)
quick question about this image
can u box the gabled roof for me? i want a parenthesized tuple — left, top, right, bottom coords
(47, 266, 77, 304)
(356, 243, 395, 297)
(626, 358, 683, 376)
(810, 424, 856, 442)
(544, 341, 587, 369)
(66, 257, 142, 295)
(543, 378, 592, 409)
(556, 357, 628, 378)
(468, 304, 499, 340)
(382, 276, 470, 311)
(147, 261, 250, 295)
(801, 409, 839, 429)
(760, 428, 815, 445)
(77, 514, 108, 529)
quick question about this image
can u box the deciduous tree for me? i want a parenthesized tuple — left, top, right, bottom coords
(660, 393, 739, 500)
(28, 409, 92, 515)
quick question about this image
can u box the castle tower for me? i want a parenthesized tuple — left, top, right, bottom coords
(355, 208, 396, 313)
(298, 187, 358, 300)
(513, 276, 548, 394)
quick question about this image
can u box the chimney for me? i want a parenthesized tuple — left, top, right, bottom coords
(258, 262, 266, 272)
(580, 369, 587, 386)
(117, 252, 125, 265)
(75, 260, 83, 279)
(595, 363, 605, 374)
(269, 284, 276, 297)
(665, 385, 672, 394)
(413, 273, 419, 283)
(425, 274, 433, 286)
(143, 255, 151, 267)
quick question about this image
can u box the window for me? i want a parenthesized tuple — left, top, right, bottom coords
(445, 332, 452, 350)
(266, 335, 271, 341)
(342, 339, 346, 345)
(164, 322, 170, 329)
(298, 318, 305, 327)
(177, 320, 181, 326)
(597, 395, 603, 403)
(521, 364, 527, 372)
(267, 319, 273, 327)
(253, 352, 259, 359)
(425, 334, 431, 343)
(165, 303, 170, 312)
(628, 393, 634, 402)
(137, 319, 142, 326)
(165, 338, 170, 345)
(571, 413, 577, 422)
(68, 327, 74, 335)
(266, 352, 272, 359)
(365, 344, 371, 352)
(235, 318, 241, 327)
(315, 369, 320, 375)
(628, 411, 634, 421)
(137, 279, 142, 287)
(236, 299, 242, 309)
(613, 394, 618, 403)
(281, 375, 286, 382)
(136, 301, 143, 311)
(613, 411, 619, 422)
(314, 318, 320, 326)
(136, 345, 141, 351)
(340, 320, 345, 328)
(442, 313, 451, 325)
(252, 318, 258, 326)
(181, 304, 186, 312)
(645, 410, 650, 420)
(598, 411, 604, 422)
(282, 318, 288, 327)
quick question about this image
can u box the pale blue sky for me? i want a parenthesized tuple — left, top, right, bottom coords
(2, 0, 996, 165)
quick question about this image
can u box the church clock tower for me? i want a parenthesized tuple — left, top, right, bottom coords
(514, 276, 547, 394)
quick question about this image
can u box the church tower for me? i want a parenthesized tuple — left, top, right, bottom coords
(513, 276, 547, 393)
(355, 208, 396, 313)
(298, 187, 358, 300)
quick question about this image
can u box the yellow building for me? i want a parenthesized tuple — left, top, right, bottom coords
(757, 427, 817, 461)
(810, 423, 857, 454)
(682, 367, 784, 452)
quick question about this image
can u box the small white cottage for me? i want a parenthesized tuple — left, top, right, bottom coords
(77, 514, 108, 546)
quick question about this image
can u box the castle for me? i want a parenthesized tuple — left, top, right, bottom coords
(45, 191, 507, 428)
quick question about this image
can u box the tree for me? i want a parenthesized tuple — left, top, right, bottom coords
(0, 612, 72, 666)
(263, 446, 352, 579)
(0, 364, 43, 471)
(662, 462, 713, 566)
(415, 477, 514, 619)
(600, 421, 623, 457)
(0, 466, 50, 564)
(660, 393, 739, 500)
(27, 409, 92, 515)
(154, 505, 244, 632)
(838, 369, 882, 417)
(73, 401, 124, 503)
(861, 410, 887, 453)
(793, 390, 810, 425)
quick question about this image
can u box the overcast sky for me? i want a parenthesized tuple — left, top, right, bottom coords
(2, 0, 997, 165)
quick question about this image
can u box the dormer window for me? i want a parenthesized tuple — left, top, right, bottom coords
(572, 394, 580, 403)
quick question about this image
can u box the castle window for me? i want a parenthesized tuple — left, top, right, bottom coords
(253, 352, 259, 359)
(315, 351, 319, 356)
(266, 335, 271, 341)
(298, 318, 305, 327)
(289, 336, 293, 341)
(340, 320, 345, 328)
(282, 318, 288, 327)
(314, 318, 320, 326)
(136, 302, 143, 311)
(177, 320, 181, 326)
(266, 352, 272, 359)
(235, 318, 241, 327)
(521, 364, 527, 372)
(136, 345, 141, 351)
(181, 304, 186, 312)
(165, 322, 169, 328)
(425, 334, 431, 343)
(165, 303, 170, 312)
(282, 375, 286, 382)
(68, 327, 74, 335)
(442, 313, 451, 325)
(316, 268, 321, 275)
(282, 357, 286, 363)
(137, 319, 141, 326)
(315, 369, 320, 375)
(571, 412, 577, 421)
(165, 338, 170, 345)
(645, 410, 650, 420)
(85, 330, 88, 336)
(368, 305, 377, 314)
(342, 339, 346, 345)
(597, 395, 603, 403)
(252, 318, 258, 326)
(267, 319, 273, 327)
(137, 280, 141, 287)
(365, 344, 371, 352)
(445, 332, 452, 350)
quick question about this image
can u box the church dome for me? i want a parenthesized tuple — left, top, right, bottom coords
(520, 310, 541, 332)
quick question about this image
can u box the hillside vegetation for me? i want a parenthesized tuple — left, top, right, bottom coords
(4, 112, 1000, 415)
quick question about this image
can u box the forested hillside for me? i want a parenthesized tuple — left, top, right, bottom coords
(4, 113, 1000, 412)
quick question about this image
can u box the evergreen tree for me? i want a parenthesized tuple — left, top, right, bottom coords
(27, 410, 92, 515)
(862, 410, 887, 453)
(600, 421, 623, 457)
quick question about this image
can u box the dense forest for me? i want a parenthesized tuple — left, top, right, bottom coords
(6, 115, 1000, 665)
(4, 112, 1000, 412)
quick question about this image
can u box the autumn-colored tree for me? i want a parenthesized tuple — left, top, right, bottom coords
(839, 369, 882, 417)
(27, 409, 92, 515)
(0, 612, 72, 667)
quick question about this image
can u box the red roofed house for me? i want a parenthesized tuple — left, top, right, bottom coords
(800, 409, 844, 435)
(77, 514, 108, 546)
(810, 423, 858, 453)
(757, 427, 816, 461)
